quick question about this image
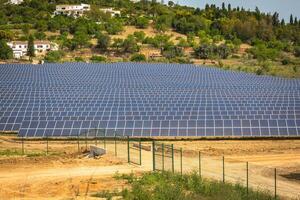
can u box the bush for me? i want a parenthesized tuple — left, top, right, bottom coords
(130, 54, 146, 62)
(74, 57, 85, 62)
(90, 55, 106, 63)
(294, 46, 300, 57)
(97, 33, 110, 51)
(281, 58, 290, 65)
(133, 31, 146, 43)
(135, 17, 149, 29)
(247, 44, 279, 61)
(44, 50, 64, 63)
(105, 19, 123, 35)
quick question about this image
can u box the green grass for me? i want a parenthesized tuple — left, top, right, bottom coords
(112, 171, 275, 200)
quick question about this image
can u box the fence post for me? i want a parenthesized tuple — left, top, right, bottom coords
(152, 140, 155, 171)
(104, 131, 106, 149)
(246, 162, 249, 196)
(77, 133, 80, 153)
(274, 168, 277, 200)
(114, 134, 117, 157)
(95, 129, 98, 146)
(199, 151, 201, 177)
(180, 148, 183, 175)
(127, 136, 130, 163)
(85, 132, 87, 151)
(162, 143, 165, 171)
(46, 135, 49, 155)
(222, 156, 225, 183)
(139, 138, 142, 165)
(171, 144, 174, 173)
(21, 135, 24, 155)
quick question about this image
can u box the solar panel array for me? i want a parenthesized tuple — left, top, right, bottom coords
(0, 63, 299, 137)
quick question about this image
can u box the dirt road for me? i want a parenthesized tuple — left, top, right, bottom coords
(0, 136, 299, 199)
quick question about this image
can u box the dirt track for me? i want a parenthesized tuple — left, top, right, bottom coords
(0, 136, 299, 199)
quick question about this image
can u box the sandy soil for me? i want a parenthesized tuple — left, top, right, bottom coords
(0, 135, 299, 199)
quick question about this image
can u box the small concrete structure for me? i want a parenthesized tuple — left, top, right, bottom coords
(89, 146, 106, 158)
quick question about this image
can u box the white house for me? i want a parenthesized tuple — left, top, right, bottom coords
(7, 41, 27, 59)
(9, 0, 24, 4)
(54, 4, 91, 18)
(100, 8, 121, 17)
(7, 41, 58, 59)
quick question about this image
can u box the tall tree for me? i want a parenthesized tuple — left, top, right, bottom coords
(97, 33, 110, 51)
(227, 3, 231, 11)
(27, 35, 35, 58)
(222, 2, 225, 10)
(290, 14, 294, 24)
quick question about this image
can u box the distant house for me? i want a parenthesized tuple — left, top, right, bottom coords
(100, 8, 121, 17)
(7, 41, 58, 59)
(7, 41, 27, 59)
(9, 0, 24, 4)
(54, 4, 91, 18)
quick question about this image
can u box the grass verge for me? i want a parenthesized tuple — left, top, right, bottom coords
(110, 171, 275, 200)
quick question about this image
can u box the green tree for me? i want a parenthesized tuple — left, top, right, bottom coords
(194, 44, 214, 59)
(135, 16, 149, 29)
(27, 35, 35, 57)
(0, 40, 13, 60)
(97, 33, 110, 51)
(44, 51, 64, 63)
(105, 18, 123, 35)
(122, 35, 140, 53)
(217, 44, 231, 59)
(133, 31, 146, 43)
(111, 38, 124, 52)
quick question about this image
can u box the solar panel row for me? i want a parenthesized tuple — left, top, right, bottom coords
(0, 63, 299, 137)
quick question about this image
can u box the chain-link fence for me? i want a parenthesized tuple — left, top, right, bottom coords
(1, 133, 299, 199)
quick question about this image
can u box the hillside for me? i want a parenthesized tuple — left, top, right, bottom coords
(0, 0, 300, 78)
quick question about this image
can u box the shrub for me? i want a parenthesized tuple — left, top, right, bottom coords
(97, 33, 110, 51)
(247, 44, 279, 61)
(44, 50, 64, 63)
(281, 58, 290, 65)
(74, 57, 85, 62)
(135, 17, 149, 29)
(130, 53, 146, 62)
(90, 55, 106, 63)
(294, 46, 300, 57)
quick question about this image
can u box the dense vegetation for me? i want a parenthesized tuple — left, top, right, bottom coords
(0, 0, 299, 77)
(93, 171, 275, 200)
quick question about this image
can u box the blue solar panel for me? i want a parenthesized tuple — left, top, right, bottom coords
(0, 63, 299, 137)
